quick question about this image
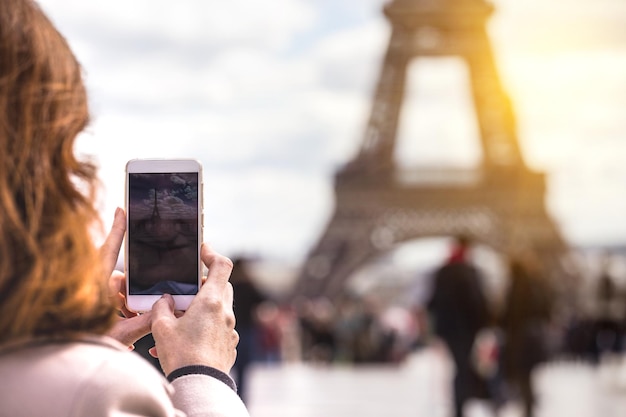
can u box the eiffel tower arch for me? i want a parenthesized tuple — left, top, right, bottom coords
(293, 0, 570, 300)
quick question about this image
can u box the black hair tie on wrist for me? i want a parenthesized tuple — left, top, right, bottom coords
(167, 365, 237, 392)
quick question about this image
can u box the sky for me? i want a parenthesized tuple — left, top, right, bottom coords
(36, 0, 626, 264)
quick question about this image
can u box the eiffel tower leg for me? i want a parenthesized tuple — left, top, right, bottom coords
(294, 211, 379, 299)
(466, 27, 524, 169)
(344, 27, 410, 176)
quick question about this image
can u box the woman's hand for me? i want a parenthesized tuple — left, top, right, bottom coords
(102, 208, 152, 349)
(151, 245, 239, 375)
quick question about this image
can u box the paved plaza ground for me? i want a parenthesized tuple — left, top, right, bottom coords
(244, 346, 626, 417)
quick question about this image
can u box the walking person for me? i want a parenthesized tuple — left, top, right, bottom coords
(499, 254, 554, 417)
(426, 235, 491, 417)
(231, 257, 269, 403)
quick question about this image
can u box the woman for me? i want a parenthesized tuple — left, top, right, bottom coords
(499, 254, 554, 417)
(0, 1, 248, 416)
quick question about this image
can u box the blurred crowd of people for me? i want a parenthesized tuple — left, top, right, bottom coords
(230, 240, 626, 416)
(294, 293, 422, 365)
(563, 255, 626, 363)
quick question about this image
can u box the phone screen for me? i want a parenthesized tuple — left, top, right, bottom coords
(127, 172, 200, 295)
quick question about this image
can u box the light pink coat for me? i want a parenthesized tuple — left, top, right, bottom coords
(0, 335, 250, 417)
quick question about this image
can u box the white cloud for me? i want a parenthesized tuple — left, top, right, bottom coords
(40, 0, 317, 48)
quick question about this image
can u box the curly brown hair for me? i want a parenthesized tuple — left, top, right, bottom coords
(0, 0, 117, 342)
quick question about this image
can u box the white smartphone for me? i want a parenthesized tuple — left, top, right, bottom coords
(124, 158, 203, 312)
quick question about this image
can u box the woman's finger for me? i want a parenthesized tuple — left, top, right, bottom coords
(100, 208, 126, 274)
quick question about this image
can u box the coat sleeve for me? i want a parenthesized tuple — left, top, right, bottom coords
(170, 374, 250, 417)
(70, 350, 249, 417)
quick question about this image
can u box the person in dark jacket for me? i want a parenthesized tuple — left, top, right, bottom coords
(427, 235, 491, 417)
(499, 253, 554, 417)
(231, 256, 269, 403)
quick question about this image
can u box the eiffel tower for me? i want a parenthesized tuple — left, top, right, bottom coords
(293, 0, 569, 299)
(151, 189, 161, 222)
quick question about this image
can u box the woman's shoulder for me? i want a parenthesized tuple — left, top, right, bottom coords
(0, 333, 163, 379)
(0, 334, 178, 417)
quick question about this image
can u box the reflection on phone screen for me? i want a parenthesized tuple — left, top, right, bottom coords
(128, 172, 199, 295)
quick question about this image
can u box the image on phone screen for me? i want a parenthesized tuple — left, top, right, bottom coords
(127, 172, 199, 295)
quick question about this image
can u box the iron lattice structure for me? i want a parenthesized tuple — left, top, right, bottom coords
(293, 0, 570, 299)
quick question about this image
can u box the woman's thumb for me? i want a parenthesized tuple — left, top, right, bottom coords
(151, 294, 175, 323)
